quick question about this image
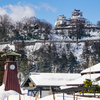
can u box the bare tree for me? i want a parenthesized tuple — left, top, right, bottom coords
(21, 16, 36, 34)
(16, 21, 23, 31)
(0, 14, 14, 41)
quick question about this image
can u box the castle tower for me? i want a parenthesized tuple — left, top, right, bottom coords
(69, 9, 86, 25)
(1, 51, 22, 94)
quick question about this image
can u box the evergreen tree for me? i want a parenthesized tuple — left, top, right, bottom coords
(68, 22, 90, 43)
(42, 58, 51, 72)
(83, 79, 94, 93)
(67, 51, 78, 73)
(33, 44, 59, 72)
(15, 41, 32, 76)
(59, 52, 67, 72)
(0, 52, 6, 85)
(19, 61, 33, 77)
(50, 44, 59, 66)
(15, 41, 27, 60)
(81, 41, 91, 68)
(91, 41, 100, 64)
(13, 30, 24, 40)
(83, 79, 100, 93)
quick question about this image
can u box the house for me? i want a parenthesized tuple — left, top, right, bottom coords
(66, 63, 100, 86)
(66, 73, 100, 86)
(21, 72, 80, 98)
(21, 63, 100, 98)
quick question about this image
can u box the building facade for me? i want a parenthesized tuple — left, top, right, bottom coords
(69, 9, 86, 25)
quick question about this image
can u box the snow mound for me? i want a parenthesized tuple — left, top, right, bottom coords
(0, 84, 18, 100)
(0, 90, 19, 100)
(0, 84, 5, 92)
(0, 84, 35, 100)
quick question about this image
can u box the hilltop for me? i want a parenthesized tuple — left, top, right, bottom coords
(0, 9, 100, 76)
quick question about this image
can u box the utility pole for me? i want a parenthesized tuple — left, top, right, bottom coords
(88, 56, 93, 79)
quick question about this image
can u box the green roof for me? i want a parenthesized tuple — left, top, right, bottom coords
(1, 51, 21, 57)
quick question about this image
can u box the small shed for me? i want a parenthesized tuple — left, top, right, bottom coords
(21, 72, 80, 98)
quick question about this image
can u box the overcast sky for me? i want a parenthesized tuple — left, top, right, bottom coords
(0, 0, 100, 27)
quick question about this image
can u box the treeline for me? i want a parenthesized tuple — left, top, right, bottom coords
(0, 40, 100, 85)
(0, 14, 52, 42)
(0, 14, 92, 43)
(0, 52, 6, 85)
(14, 41, 81, 76)
(1, 14, 100, 79)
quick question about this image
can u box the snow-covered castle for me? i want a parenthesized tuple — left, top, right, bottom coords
(54, 9, 99, 31)
(55, 9, 86, 27)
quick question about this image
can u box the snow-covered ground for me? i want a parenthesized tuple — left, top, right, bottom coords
(2, 91, 100, 100)
(0, 84, 19, 100)
(4, 95, 35, 100)
(0, 84, 34, 100)
(0, 44, 15, 51)
(40, 94, 100, 100)
(0, 84, 100, 100)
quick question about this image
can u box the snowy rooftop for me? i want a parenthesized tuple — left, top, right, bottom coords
(81, 63, 100, 74)
(70, 15, 85, 20)
(23, 73, 81, 86)
(66, 73, 100, 86)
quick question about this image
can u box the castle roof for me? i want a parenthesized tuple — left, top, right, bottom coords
(69, 15, 86, 20)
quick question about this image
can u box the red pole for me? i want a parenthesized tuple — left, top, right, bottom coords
(19, 96, 21, 100)
(54, 96, 56, 100)
(76, 96, 78, 100)
(35, 96, 37, 100)
(7, 96, 9, 100)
